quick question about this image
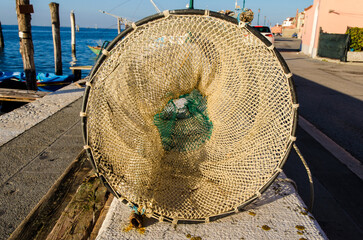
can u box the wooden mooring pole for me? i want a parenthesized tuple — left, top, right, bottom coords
(49, 2, 62, 75)
(70, 10, 76, 60)
(117, 18, 121, 34)
(0, 21, 4, 51)
(15, 0, 37, 90)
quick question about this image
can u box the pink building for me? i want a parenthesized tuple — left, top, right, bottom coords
(301, 0, 363, 57)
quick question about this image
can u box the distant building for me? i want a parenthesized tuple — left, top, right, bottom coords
(282, 17, 295, 28)
(296, 12, 305, 38)
(271, 24, 282, 35)
(301, 0, 363, 57)
(281, 9, 305, 38)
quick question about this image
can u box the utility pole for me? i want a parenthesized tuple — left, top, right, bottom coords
(15, 0, 37, 90)
(49, 2, 62, 75)
(189, 0, 194, 9)
(258, 8, 260, 25)
(264, 16, 266, 25)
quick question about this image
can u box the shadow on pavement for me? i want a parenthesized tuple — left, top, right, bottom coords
(284, 127, 363, 240)
(274, 37, 295, 42)
(276, 48, 301, 52)
(275, 37, 301, 52)
(283, 73, 363, 240)
(292, 74, 363, 161)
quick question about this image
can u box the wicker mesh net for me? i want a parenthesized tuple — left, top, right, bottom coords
(83, 11, 297, 222)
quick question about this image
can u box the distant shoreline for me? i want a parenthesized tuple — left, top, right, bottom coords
(1, 24, 121, 31)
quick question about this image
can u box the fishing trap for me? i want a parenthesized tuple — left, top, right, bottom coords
(81, 9, 300, 224)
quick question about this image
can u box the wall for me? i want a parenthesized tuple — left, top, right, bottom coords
(297, 12, 305, 38)
(282, 28, 297, 38)
(319, 0, 363, 34)
(301, 3, 317, 56)
(271, 25, 282, 34)
(301, 0, 363, 57)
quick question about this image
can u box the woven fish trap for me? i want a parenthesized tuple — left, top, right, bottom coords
(81, 9, 298, 223)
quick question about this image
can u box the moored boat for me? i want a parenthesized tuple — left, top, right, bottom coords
(0, 71, 74, 92)
(87, 45, 101, 55)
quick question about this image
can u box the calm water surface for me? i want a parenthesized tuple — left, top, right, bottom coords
(0, 25, 118, 76)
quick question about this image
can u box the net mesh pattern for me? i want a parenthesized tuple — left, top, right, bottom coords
(84, 13, 296, 221)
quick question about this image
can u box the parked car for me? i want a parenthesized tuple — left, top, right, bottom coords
(252, 26, 274, 44)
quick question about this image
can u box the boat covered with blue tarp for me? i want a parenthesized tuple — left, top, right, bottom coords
(0, 72, 74, 92)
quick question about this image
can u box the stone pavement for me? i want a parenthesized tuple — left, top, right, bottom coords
(0, 84, 84, 240)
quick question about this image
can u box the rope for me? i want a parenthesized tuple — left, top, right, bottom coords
(129, 204, 145, 215)
(293, 143, 314, 212)
(96, 41, 110, 60)
(276, 177, 298, 191)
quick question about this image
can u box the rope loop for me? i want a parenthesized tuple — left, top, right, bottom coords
(102, 49, 110, 57)
(267, 44, 275, 50)
(255, 191, 262, 198)
(292, 103, 300, 109)
(285, 73, 293, 78)
(238, 21, 246, 28)
(163, 10, 170, 18)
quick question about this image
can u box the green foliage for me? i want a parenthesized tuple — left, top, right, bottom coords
(346, 27, 363, 51)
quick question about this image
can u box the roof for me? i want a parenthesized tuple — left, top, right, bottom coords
(305, 5, 313, 11)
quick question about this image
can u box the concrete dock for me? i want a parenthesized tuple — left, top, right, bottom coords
(96, 174, 327, 240)
(0, 83, 84, 239)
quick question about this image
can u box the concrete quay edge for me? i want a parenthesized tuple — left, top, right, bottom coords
(0, 82, 84, 147)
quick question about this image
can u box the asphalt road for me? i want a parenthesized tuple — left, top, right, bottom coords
(275, 37, 363, 240)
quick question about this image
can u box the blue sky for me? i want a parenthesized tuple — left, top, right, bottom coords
(1, 0, 313, 28)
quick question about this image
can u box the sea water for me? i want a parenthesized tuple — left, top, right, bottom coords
(0, 25, 118, 77)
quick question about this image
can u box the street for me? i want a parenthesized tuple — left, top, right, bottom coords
(275, 37, 363, 240)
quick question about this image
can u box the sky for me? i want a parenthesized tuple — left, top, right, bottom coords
(0, 0, 313, 28)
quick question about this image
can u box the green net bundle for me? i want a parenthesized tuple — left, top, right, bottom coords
(154, 89, 213, 152)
